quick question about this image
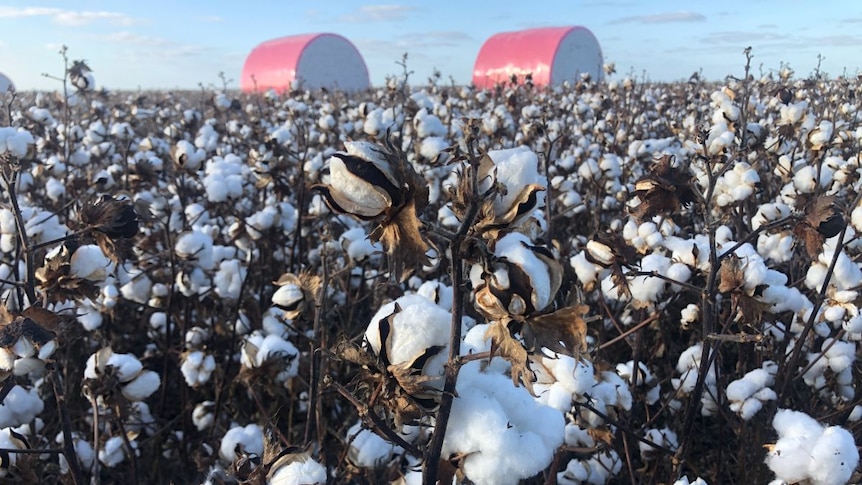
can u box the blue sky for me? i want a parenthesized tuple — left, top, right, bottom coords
(0, 0, 860, 90)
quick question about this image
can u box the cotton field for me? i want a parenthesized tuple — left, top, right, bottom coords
(0, 60, 860, 485)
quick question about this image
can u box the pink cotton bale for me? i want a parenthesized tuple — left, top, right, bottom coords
(241, 33, 370, 93)
(472, 26, 603, 89)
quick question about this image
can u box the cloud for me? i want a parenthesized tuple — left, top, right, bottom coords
(82, 32, 209, 61)
(700, 31, 789, 44)
(0, 6, 137, 26)
(338, 5, 418, 22)
(357, 31, 470, 54)
(609, 11, 706, 25)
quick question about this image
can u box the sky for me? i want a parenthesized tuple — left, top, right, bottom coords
(0, 0, 861, 91)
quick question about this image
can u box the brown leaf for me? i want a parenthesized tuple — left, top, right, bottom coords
(629, 155, 695, 221)
(522, 304, 589, 357)
(738, 292, 772, 326)
(794, 222, 825, 258)
(485, 318, 535, 393)
(80, 195, 139, 239)
(369, 200, 435, 282)
(718, 254, 745, 293)
(587, 427, 615, 446)
(804, 195, 845, 238)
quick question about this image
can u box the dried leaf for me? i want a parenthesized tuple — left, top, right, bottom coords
(80, 195, 139, 239)
(587, 427, 615, 446)
(794, 222, 825, 258)
(718, 254, 745, 293)
(738, 292, 772, 326)
(0, 317, 55, 348)
(485, 318, 535, 393)
(369, 200, 435, 281)
(387, 345, 445, 397)
(522, 304, 589, 357)
(629, 155, 695, 221)
(804, 195, 845, 238)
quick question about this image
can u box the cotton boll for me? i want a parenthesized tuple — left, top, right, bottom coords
(628, 253, 671, 305)
(673, 478, 709, 485)
(99, 436, 127, 467)
(441, 362, 564, 485)
(219, 424, 264, 463)
(823, 338, 855, 373)
(214, 259, 246, 300)
(640, 428, 678, 460)
(726, 363, 777, 420)
(192, 401, 215, 431)
(557, 451, 622, 485)
(346, 422, 396, 468)
(767, 409, 859, 485)
(12, 357, 45, 377)
(121, 370, 160, 401)
(365, 294, 451, 378)
(0, 385, 43, 427)
(268, 455, 327, 485)
(70, 244, 113, 281)
(808, 426, 858, 485)
(181, 351, 216, 387)
(483, 146, 547, 216)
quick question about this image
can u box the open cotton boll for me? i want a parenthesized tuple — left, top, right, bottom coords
(347, 422, 397, 468)
(365, 294, 451, 376)
(640, 428, 678, 460)
(726, 362, 777, 420)
(181, 351, 216, 387)
(420, 136, 449, 160)
(214, 259, 246, 300)
(175, 230, 215, 270)
(70, 244, 114, 281)
(557, 451, 622, 485)
(99, 436, 127, 467)
(121, 370, 160, 401)
(494, 232, 553, 310)
(269, 455, 327, 485)
(628, 253, 672, 305)
(809, 426, 858, 485)
(674, 478, 709, 485)
(219, 424, 264, 463)
(484, 146, 547, 215)
(442, 362, 564, 485)
(192, 401, 215, 431)
(84, 351, 142, 382)
(766, 409, 859, 485)
(0, 385, 44, 428)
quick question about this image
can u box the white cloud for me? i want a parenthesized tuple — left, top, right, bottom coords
(610, 11, 706, 25)
(0, 7, 62, 18)
(339, 5, 418, 22)
(0, 6, 137, 26)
